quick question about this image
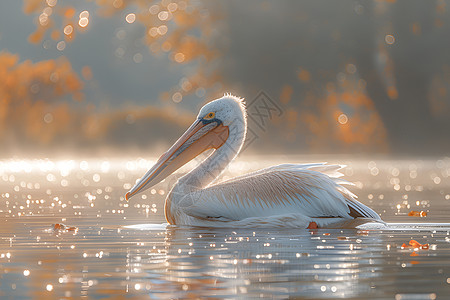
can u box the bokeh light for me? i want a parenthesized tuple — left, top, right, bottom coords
(63, 24, 73, 35)
(125, 13, 136, 24)
(79, 17, 89, 28)
(338, 113, 348, 125)
(385, 34, 395, 45)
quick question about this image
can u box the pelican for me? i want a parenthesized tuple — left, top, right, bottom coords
(125, 94, 382, 228)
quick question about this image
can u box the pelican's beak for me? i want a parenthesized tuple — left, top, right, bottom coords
(125, 119, 229, 201)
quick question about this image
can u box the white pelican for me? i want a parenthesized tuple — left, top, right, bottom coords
(126, 95, 382, 228)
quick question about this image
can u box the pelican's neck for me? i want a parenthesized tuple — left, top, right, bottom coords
(174, 121, 246, 195)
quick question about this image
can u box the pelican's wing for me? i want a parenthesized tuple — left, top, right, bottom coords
(182, 164, 380, 221)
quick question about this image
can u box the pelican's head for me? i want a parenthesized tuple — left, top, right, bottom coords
(196, 94, 246, 128)
(125, 94, 246, 201)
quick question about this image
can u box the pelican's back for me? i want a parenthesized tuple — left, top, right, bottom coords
(180, 164, 381, 225)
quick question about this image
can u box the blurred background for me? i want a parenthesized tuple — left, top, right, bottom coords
(1, 0, 449, 158)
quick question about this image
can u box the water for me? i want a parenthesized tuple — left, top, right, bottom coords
(0, 157, 449, 299)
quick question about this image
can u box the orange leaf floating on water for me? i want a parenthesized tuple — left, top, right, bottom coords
(401, 239, 430, 250)
(337, 236, 349, 240)
(408, 210, 427, 217)
(52, 223, 78, 233)
(323, 233, 330, 236)
(53, 223, 66, 230)
(401, 243, 409, 249)
(307, 222, 318, 229)
(409, 239, 422, 248)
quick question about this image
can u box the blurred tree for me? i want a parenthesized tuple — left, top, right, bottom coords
(0, 50, 194, 156)
(7, 0, 449, 155)
(0, 51, 83, 149)
(215, 1, 450, 155)
(3, 0, 221, 155)
(357, 1, 450, 154)
(23, 0, 223, 103)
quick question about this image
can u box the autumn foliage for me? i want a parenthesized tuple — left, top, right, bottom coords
(274, 71, 389, 153)
(0, 51, 83, 146)
(302, 77, 388, 152)
(10, 1, 446, 155)
(23, 0, 221, 102)
(0, 50, 193, 155)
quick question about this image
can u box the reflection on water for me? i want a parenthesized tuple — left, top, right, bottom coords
(0, 157, 449, 298)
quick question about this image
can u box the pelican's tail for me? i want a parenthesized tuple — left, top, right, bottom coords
(306, 163, 382, 221)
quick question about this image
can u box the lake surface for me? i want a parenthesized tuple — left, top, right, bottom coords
(0, 156, 449, 299)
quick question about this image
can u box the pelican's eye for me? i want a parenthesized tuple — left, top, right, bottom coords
(204, 112, 215, 120)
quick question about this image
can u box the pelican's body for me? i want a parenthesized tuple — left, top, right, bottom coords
(126, 95, 382, 228)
